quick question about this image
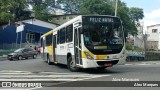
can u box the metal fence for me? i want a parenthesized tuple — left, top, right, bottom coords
(126, 50, 145, 61)
(0, 43, 38, 50)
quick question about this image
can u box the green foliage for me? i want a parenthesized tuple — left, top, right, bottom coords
(134, 46, 144, 52)
(56, 0, 144, 36)
(129, 7, 144, 22)
(0, 49, 15, 56)
(126, 43, 133, 50)
(56, 0, 83, 14)
(0, 12, 12, 22)
(126, 43, 144, 51)
(31, 0, 55, 21)
(0, 0, 31, 24)
(33, 4, 48, 20)
(0, 0, 144, 36)
(80, 0, 114, 15)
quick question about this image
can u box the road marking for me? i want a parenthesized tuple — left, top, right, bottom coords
(0, 75, 110, 81)
(137, 64, 151, 65)
(0, 74, 104, 78)
(125, 61, 160, 66)
(0, 70, 110, 81)
(39, 72, 78, 74)
(0, 70, 31, 73)
(30, 87, 42, 90)
(0, 70, 111, 90)
(0, 73, 32, 75)
(124, 64, 132, 65)
(125, 63, 152, 66)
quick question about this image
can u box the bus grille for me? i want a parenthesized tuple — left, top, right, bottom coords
(97, 60, 119, 66)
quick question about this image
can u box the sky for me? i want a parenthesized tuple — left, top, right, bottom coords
(122, 0, 160, 30)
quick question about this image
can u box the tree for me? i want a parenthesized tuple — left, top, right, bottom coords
(129, 7, 144, 22)
(80, 0, 114, 15)
(29, 0, 55, 21)
(129, 7, 144, 28)
(116, 1, 137, 35)
(56, 0, 83, 14)
(0, 0, 31, 25)
(55, 0, 144, 36)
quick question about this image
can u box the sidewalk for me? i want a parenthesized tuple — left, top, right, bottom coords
(0, 55, 7, 61)
(126, 60, 160, 65)
(0, 55, 41, 61)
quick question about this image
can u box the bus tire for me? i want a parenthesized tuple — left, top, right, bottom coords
(18, 55, 23, 60)
(47, 55, 52, 65)
(67, 56, 78, 72)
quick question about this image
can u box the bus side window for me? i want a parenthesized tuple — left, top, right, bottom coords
(66, 24, 73, 42)
(57, 30, 60, 44)
(60, 28, 66, 44)
(46, 34, 52, 46)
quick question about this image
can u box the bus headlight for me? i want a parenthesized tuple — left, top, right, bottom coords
(84, 52, 94, 60)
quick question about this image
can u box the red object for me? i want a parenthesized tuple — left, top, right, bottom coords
(104, 63, 112, 67)
(38, 48, 41, 51)
(37, 48, 41, 52)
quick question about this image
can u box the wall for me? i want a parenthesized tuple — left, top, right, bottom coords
(0, 25, 23, 44)
(0, 21, 54, 49)
(147, 24, 160, 49)
(146, 41, 158, 50)
(50, 15, 78, 25)
(134, 36, 144, 48)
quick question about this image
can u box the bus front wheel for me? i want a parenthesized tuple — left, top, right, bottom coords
(67, 57, 79, 72)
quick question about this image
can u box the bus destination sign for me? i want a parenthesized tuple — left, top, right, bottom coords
(83, 16, 117, 23)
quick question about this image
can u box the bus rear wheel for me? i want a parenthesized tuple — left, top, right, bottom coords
(67, 57, 79, 72)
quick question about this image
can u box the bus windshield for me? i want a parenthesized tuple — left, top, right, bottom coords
(83, 23, 124, 55)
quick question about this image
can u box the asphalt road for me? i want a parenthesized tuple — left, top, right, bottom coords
(0, 56, 160, 90)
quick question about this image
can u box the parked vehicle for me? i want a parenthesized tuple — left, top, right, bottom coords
(7, 48, 37, 60)
(126, 51, 145, 61)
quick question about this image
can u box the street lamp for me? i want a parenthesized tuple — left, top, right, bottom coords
(115, 0, 118, 16)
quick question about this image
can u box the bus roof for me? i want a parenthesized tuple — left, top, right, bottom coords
(52, 15, 120, 32)
(41, 15, 121, 38)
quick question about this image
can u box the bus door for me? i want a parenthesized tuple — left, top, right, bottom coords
(74, 26, 82, 65)
(52, 35, 57, 62)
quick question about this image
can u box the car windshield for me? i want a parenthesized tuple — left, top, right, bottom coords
(14, 48, 24, 53)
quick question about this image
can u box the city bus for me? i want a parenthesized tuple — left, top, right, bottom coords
(40, 15, 126, 71)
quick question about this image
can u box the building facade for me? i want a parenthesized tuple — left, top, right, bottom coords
(0, 19, 58, 49)
(134, 22, 144, 49)
(126, 22, 144, 49)
(49, 14, 79, 25)
(146, 24, 160, 50)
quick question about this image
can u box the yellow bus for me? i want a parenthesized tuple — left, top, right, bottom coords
(40, 15, 126, 72)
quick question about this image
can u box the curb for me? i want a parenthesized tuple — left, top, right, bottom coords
(0, 56, 7, 61)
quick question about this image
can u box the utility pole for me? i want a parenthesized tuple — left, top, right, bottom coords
(115, 0, 118, 16)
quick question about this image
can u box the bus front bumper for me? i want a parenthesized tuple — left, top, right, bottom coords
(82, 59, 119, 68)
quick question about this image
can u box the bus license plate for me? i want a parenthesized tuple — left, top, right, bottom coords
(104, 63, 112, 67)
